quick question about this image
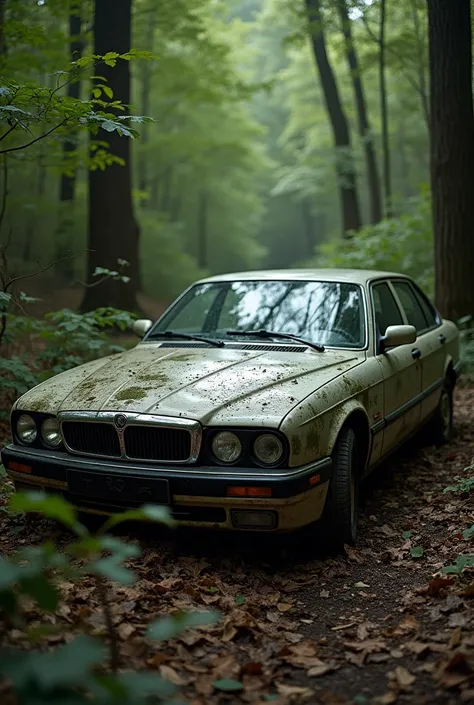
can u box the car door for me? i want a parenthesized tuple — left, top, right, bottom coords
(371, 281, 422, 457)
(390, 279, 445, 422)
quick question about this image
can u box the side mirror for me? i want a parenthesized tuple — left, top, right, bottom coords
(381, 324, 417, 350)
(133, 319, 153, 338)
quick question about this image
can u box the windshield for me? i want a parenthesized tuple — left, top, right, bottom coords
(151, 280, 366, 349)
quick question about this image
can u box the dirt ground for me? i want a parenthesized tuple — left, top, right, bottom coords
(1, 387, 473, 704)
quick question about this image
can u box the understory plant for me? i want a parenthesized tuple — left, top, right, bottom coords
(0, 492, 220, 704)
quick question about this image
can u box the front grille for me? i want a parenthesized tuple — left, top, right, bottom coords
(61, 420, 192, 462)
(124, 426, 191, 461)
(62, 422, 121, 457)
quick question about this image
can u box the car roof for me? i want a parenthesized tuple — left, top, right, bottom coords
(197, 268, 408, 285)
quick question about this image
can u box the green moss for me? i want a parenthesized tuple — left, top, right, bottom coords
(113, 386, 147, 402)
(291, 435, 302, 457)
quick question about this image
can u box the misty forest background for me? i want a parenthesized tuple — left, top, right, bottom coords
(1, 0, 474, 326)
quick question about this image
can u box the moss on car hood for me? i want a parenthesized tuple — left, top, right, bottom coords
(15, 344, 365, 427)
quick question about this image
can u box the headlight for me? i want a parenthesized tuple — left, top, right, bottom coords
(16, 414, 37, 444)
(41, 417, 62, 448)
(254, 434, 284, 465)
(212, 431, 242, 463)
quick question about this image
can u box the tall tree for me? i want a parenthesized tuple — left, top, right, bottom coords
(428, 0, 474, 320)
(378, 0, 391, 216)
(56, 5, 84, 277)
(305, 0, 361, 236)
(336, 0, 381, 224)
(81, 0, 139, 311)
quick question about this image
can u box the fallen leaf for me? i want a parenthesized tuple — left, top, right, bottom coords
(331, 622, 357, 631)
(411, 546, 424, 559)
(376, 692, 398, 705)
(277, 602, 293, 612)
(241, 662, 263, 676)
(276, 683, 314, 699)
(397, 615, 418, 633)
(159, 665, 188, 686)
(449, 627, 462, 649)
(460, 581, 474, 598)
(212, 679, 244, 693)
(354, 582, 370, 588)
(427, 577, 454, 597)
(344, 639, 387, 654)
(154, 577, 183, 594)
(307, 662, 336, 677)
(235, 594, 245, 606)
(449, 613, 469, 628)
(118, 623, 135, 640)
(147, 652, 170, 667)
(404, 641, 430, 657)
(393, 666, 415, 690)
(320, 590, 330, 598)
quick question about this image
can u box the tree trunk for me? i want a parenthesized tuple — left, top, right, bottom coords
(0, 0, 6, 58)
(137, 12, 155, 200)
(301, 200, 316, 257)
(336, 0, 381, 225)
(305, 0, 361, 236)
(379, 0, 392, 217)
(197, 190, 208, 269)
(56, 8, 83, 279)
(428, 0, 474, 320)
(410, 0, 429, 127)
(82, 0, 139, 312)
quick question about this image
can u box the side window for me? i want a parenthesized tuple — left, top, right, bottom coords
(412, 286, 439, 328)
(372, 282, 403, 335)
(392, 281, 429, 333)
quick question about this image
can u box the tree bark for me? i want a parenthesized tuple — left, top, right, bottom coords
(410, 0, 429, 127)
(428, 0, 474, 320)
(137, 12, 155, 200)
(305, 0, 361, 236)
(56, 8, 83, 279)
(336, 0, 381, 224)
(379, 0, 392, 217)
(82, 0, 139, 312)
(0, 0, 6, 58)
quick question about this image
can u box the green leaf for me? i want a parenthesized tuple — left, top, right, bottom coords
(100, 504, 175, 533)
(22, 575, 59, 612)
(9, 492, 82, 533)
(213, 679, 244, 693)
(402, 530, 413, 539)
(34, 636, 105, 689)
(91, 556, 137, 586)
(441, 554, 474, 574)
(462, 525, 474, 540)
(235, 594, 245, 605)
(148, 610, 220, 641)
(411, 546, 424, 559)
(102, 85, 114, 99)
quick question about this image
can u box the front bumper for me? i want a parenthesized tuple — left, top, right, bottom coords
(1, 444, 332, 532)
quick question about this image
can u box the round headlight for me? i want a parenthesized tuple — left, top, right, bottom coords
(41, 417, 62, 448)
(212, 431, 242, 463)
(254, 434, 284, 465)
(16, 414, 37, 444)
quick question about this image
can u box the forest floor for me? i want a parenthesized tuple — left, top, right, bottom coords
(0, 387, 473, 705)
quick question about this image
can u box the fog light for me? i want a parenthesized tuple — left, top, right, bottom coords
(231, 510, 277, 530)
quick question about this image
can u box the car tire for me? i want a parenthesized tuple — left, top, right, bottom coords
(319, 426, 359, 552)
(430, 379, 453, 445)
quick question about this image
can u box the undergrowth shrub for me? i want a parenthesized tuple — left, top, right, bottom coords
(0, 492, 220, 704)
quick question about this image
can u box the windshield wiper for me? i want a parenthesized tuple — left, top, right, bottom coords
(226, 329, 325, 352)
(148, 330, 225, 348)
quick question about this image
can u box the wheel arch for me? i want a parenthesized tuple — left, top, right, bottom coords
(327, 402, 371, 474)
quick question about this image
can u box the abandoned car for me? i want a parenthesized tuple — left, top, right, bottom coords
(1, 269, 461, 548)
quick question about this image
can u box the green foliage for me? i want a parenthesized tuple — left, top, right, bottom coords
(0, 491, 220, 704)
(457, 315, 474, 378)
(311, 189, 434, 296)
(441, 554, 474, 575)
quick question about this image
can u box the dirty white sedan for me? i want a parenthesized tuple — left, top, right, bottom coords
(2, 269, 460, 549)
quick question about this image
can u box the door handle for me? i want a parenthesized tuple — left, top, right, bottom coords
(439, 334, 446, 344)
(412, 348, 421, 360)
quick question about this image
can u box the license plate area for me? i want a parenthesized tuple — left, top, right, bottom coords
(66, 469, 170, 505)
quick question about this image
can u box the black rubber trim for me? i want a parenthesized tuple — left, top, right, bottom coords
(0, 445, 332, 500)
(371, 376, 444, 435)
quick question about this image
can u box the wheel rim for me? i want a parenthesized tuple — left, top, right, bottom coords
(440, 390, 452, 435)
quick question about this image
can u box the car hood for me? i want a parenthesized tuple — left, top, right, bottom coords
(16, 343, 365, 427)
